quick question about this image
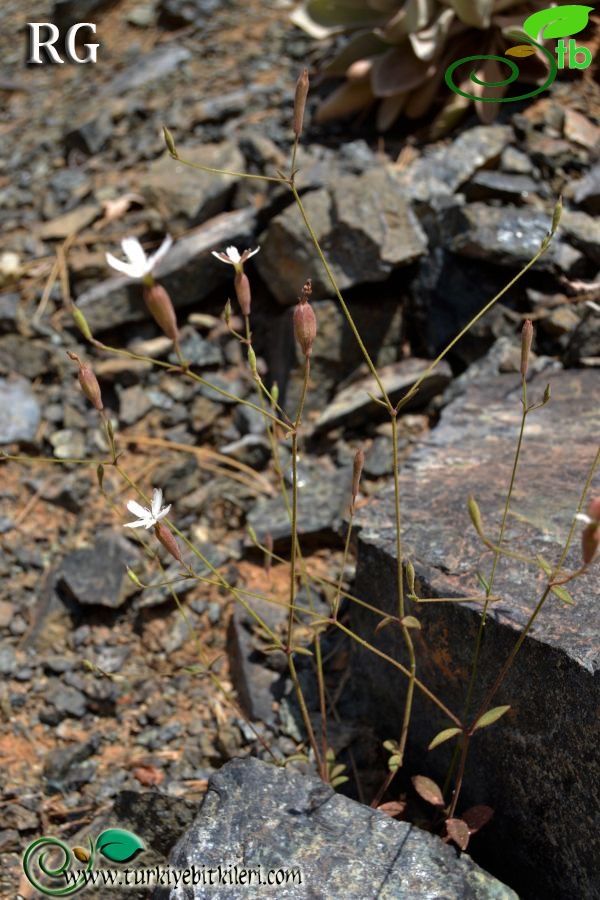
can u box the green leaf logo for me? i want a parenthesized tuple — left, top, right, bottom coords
(523, 5, 593, 41)
(95, 829, 144, 863)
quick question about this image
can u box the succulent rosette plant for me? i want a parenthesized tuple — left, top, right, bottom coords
(292, 0, 590, 134)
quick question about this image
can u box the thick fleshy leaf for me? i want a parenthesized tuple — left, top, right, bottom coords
(306, 0, 389, 29)
(474, 704, 511, 731)
(412, 774, 445, 806)
(523, 5, 593, 41)
(447, 0, 492, 29)
(446, 817, 470, 850)
(324, 31, 389, 76)
(96, 829, 144, 863)
(315, 79, 374, 123)
(428, 726, 461, 750)
(371, 45, 433, 97)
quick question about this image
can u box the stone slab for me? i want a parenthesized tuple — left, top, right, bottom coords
(351, 368, 599, 899)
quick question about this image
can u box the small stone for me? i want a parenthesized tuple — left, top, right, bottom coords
(0, 600, 15, 628)
(49, 429, 86, 459)
(127, 4, 155, 26)
(573, 164, 600, 215)
(563, 109, 600, 150)
(500, 146, 534, 175)
(58, 533, 137, 609)
(168, 331, 222, 368)
(0, 645, 17, 675)
(464, 171, 543, 204)
(0, 376, 40, 443)
(118, 384, 153, 425)
(0, 293, 20, 332)
(44, 682, 88, 720)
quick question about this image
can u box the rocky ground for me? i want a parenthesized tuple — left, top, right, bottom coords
(0, 0, 599, 898)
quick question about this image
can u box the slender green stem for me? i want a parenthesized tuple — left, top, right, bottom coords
(169, 153, 285, 184)
(333, 620, 461, 727)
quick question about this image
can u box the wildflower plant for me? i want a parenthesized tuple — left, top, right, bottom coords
(6, 67, 598, 870)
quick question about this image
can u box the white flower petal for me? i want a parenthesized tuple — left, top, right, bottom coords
(106, 252, 139, 278)
(575, 513, 593, 525)
(127, 499, 150, 518)
(225, 246, 241, 263)
(211, 250, 234, 265)
(243, 246, 260, 261)
(155, 504, 171, 522)
(121, 237, 147, 270)
(146, 234, 173, 274)
(124, 518, 149, 528)
(151, 488, 163, 518)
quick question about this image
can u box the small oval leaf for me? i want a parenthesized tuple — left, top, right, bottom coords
(428, 726, 461, 751)
(506, 44, 536, 57)
(95, 828, 144, 863)
(377, 800, 407, 818)
(446, 817, 470, 850)
(462, 804, 494, 834)
(468, 496, 484, 537)
(401, 615, 421, 630)
(550, 584, 575, 606)
(375, 615, 397, 635)
(412, 775, 445, 807)
(474, 705, 511, 731)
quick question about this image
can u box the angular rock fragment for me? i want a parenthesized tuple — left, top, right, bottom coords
(157, 757, 517, 899)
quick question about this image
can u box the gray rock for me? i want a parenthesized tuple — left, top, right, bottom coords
(441, 203, 560, 270)
(119, 384, 154, 425)
(573, 164, 600, 214)
(464, 171, 543, 205)
(159, 0, 220, 27)
(499, 146, 534, 175)
(391, 126, 512, 202)
(144, 143, 244, 227)
(65, 110, 113, 155)
(157, 757, 517, 899)
(559, 209, 600, 265)
(44, 682, 88, 720)
(247, 461, 352, 546)
(313, 359, 452, 434)
(58, 532, 138, 609)
(75, 207, 257, 332)
(0, 375, 40, 443)
(0, 335, 53, 378)
(271, 296, 404, 414)
(256, 169, 427, 305)
(168, 331, 222, 368)
(49, 428, 86, 460)
(0, 293, 20, 332)
(564, 307, 600, 365)
(352, 369, 599, 900)
(104, 44, 191, 95)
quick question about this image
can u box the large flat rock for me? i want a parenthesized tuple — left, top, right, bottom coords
(156, 757, 516, 899)
(352, 368, 599, 899)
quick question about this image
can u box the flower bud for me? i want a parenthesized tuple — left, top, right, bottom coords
(143, 282, 179, 342)
(294, 281, 316, 358)
(520, 319, 533, 378)
(155, 522, 184, 564)
(67, 351, 103, 411)
(582, 523, 600, 565)
(294, 68, 309, 138)
(352, 448, 364, 505)
(234, 271, 252, 317)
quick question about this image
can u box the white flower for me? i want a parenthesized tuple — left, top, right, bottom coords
(106, 235, 173, 280)
(124, 488, 171, 529)
(211, 245, 260, 268)
(575, 513, 593, 525)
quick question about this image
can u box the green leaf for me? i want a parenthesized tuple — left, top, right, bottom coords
(523, 5, 593, 41)
(95, 829, 144, 863)
(388, 754, 401, 772)
(331, 775, 349, 787)
(536, 554, 553, 576)
(374, 615, 396, 635)
(428, 726, 461, 751)
(550, 584, 574, 606)
(383, 739, 398, 753)
(401, 615, 421, 630)
(96, 463, 104, 491)
(474, 705, 511, 731)
(476, 571, 490, 593)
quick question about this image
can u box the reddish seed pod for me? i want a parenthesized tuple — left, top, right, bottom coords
(67, 351, 103, 411)
(143, 282, 179, 342)
(293, 68, 309, 138)
(520, 319, 533, 378)
(234, 271, 252, 317)
(155, 522, 184, 564)
(294, 300, 317, 358)
(582, 523, 600, 565)
(586, 497, 600, 523)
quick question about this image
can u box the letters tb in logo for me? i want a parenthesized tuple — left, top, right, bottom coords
(26, 23, 99, 64)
